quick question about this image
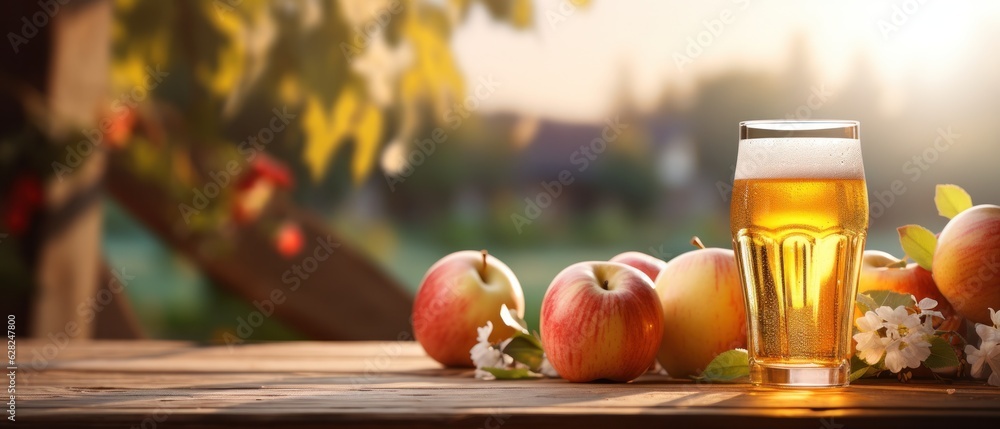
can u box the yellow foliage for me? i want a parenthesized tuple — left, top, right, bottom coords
(115, 0, 137, 12)
(402, 12, 465, 121)
(447, 0, 473, 22)
(510, 0, 533, 28)
(329, 87, 361, 151)
(304, 2, 469, 183)
(199, 1, 246, 96)
(111, 54, 151, 94)
(278, 75, 302, 105)
(109, 0, 533, 185)
(303, 86, 384, 184)
(400, 67, 427, 105)
(302, 87, 354, 180)
(352, 104, 384, 184)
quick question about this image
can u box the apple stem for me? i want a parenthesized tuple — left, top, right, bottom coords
(602, 280, 609, 290)
(479, 249, 488, 280)
(690, 236, 706, 250)
(887, 258, 908, 269)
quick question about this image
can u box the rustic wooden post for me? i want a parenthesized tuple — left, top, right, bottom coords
(1, 0, 112, 339)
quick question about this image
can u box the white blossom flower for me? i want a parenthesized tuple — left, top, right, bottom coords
(965, 307, 1000, 387)
(916, 297, 941, 316)
(649, 359, 668, 376)
(988, 346, 1000, 387)
(854, 311, 888, 365)
(977, 322, 1000, 344)
(876, 305, 929, 340)
(916, 298, 944, 330)
(855, 305, 932, 373)
(883, 332, 932, 373)
(475, 321, 493, 342)
(469, 320, 551, 381)
(470, 321, 505, 370)
(474, 369, 496, 381)
(538, 356, 559, 378)
(872, 306, 933, 373)
(966, 340, 996, 379)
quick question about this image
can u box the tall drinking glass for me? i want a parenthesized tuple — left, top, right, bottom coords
(731, 120, 868, 387)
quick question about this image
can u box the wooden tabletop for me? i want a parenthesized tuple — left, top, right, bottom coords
(13, 340, 1000, 428)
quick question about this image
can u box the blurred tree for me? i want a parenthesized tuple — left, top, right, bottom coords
(99, 0, 545, 340)
(112, 0, 534, 186)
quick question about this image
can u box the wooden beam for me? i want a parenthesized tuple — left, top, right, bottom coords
(105, 158, 414, 341)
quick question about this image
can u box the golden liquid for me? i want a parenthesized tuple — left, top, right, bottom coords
(731, 178, 868, 373)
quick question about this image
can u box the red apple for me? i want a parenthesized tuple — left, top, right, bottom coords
(610, 251, 667, 371)
(933, 205, 1000, 325)
(540, 261, 663, 382)
(858, 250, 961, 331)
(610, 251, 667, 283)
(413, 250, 525, 367)
(274, 222, 304, 259)
(655, 238, 746, 378)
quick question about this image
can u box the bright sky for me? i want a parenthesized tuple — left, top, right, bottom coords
(451, 0, 986, 122)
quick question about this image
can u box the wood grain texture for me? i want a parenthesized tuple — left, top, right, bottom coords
(13, 340, 1000, 428)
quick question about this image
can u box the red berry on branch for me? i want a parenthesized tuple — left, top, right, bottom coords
(275, 222, 304, 259)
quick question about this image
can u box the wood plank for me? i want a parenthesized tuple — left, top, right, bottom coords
(12, 341, 1000, 428)
(17, 384, 1000, 412)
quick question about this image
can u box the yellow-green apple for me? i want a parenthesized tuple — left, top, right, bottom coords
(413, 250, 525, 367)
(933, 205, 1000, 325)
(610, 251, 667, 283)
(858, 250, 961, 331)
(540, 262, 663, 382)
(655, 238, 746, 378)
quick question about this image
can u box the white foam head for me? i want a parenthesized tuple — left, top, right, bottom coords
(734, 138, 865, 180)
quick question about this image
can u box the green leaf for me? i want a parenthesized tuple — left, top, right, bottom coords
(923, 336, 960, 369)
(935, 184, 973, 219)
(933, 331, 967, 348)
(481, 367, 542, 380)
(855, 292, 879, 315)
(694, 349, 749, 382)
(849, 354, 880, 381)
(501, 332, 544, 371)
(864, 290, 917, 311)
(849, 367, 868, 382)
(897, 225, 938, 271)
